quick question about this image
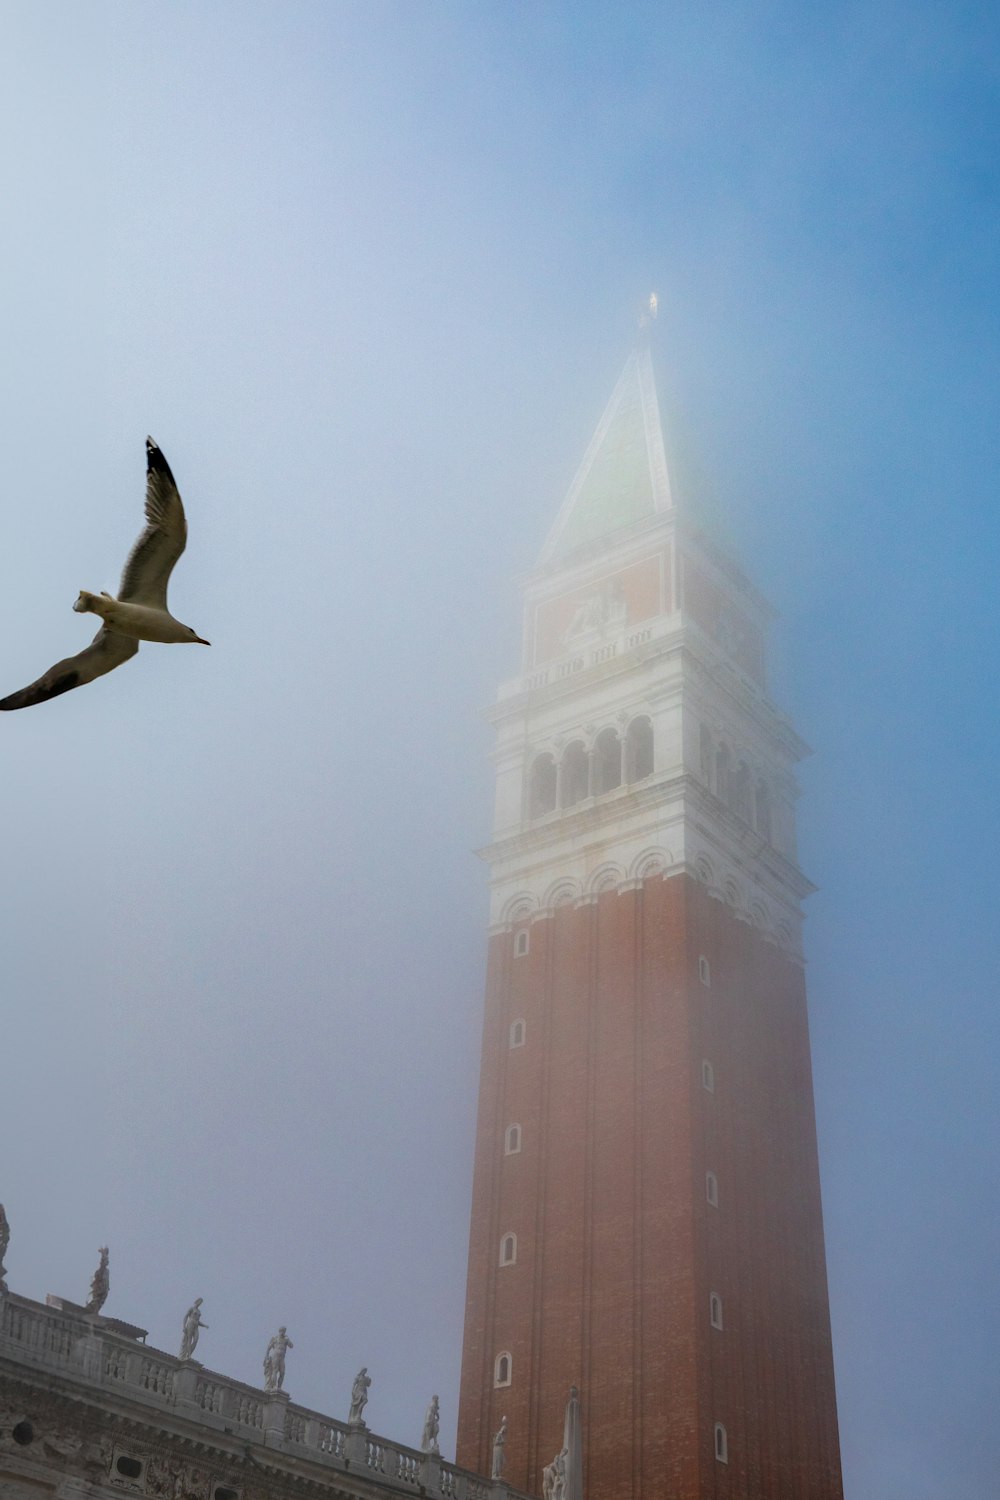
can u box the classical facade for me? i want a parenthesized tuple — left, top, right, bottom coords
(0, 1287, 530, 1500)
(456, 330, 844, 1498)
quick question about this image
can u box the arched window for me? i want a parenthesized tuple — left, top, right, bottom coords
(494, 1352, 512, 1387)
(593, 727, 622, 795)
(514, 928, 530, 958)
(710, 1292, 723, 1329)
(731, 760, 751, 822)
(560, 741, 589, 808)
(698, 955, 711, 988)
(626, 716, 654, 782)
(528, 753, 557, 818)
(509, 1019, 525, 1049)
(702, 1060, 714, 1093)
(706, 1171, 719, 1208)
(715, 744, 731, 805)
(714, 1423, 728, 1463)
(755, 779, 772, 842)
(504, 1124, 522, 1155)
(699, 724, 713, 785)
(499, 1233, 517, 1266)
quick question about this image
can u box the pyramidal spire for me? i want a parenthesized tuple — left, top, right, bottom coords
(538, 299, 673, 566)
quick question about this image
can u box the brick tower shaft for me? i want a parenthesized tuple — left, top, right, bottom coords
(457, 332, 843, 1500)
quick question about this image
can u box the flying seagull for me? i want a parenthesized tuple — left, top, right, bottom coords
(0, 438, 209, 712)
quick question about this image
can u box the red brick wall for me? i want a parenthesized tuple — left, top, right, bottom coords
(457, 873, 843, 1500)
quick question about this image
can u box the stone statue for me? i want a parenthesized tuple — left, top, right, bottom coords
(0, 1203, 9, 1292)
(84, 1246, 109, 1314)
(179, 1298, 208, 1361)
(420, 1394, 440, 1454)
(491, 1415, 507, 1480)
(542, 1449, 565, 1500)
(562, 1386, 582, 1500)
(544, 1387, 582, 1500)
(262, 1327, 293, 1391)
(349, 1366, 371, 1424)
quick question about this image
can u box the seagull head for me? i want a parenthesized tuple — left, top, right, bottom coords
(182, 624, 211, 645)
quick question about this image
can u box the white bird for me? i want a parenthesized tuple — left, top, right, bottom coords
(0, 438, 209, 712)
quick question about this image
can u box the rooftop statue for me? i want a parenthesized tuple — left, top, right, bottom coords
(491, 1416, 507, 1480)
(349, 1366, 371, 1424)
(0, 1203, 9, 1292)
(85, 1246, 110, 1314)
(420, 1394, 440, 1454)
(179, 1298, 208, 1361)
(263, 1327, 293, 1392)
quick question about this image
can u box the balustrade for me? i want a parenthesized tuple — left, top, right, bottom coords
(234, 1393, 263, 1429)
(318, 1423, 344, 1457)
(1, 1294, 534, 1500)
(196, 1378, 225, 1414)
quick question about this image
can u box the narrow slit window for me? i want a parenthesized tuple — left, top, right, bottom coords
(706, 1171, 719, 1207)
(494, 1352, 512, 1387)
(710, 1293, 723, 1329)
(714, 1423, 728, 1463)
(504, 1124, 522, 1155)
(514, 928, 530, 958)
(509, 1019, 525, 1049)
(699, 955, 711, 987)
(702, 1060, 714, 1092)
(499, 1232, 517, 1266)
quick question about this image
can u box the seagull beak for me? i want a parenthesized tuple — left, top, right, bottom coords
(195, 636, 211, 645)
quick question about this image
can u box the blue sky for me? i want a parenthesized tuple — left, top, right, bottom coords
(1, 5, 998, 1497)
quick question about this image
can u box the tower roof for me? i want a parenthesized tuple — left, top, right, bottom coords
(537, 340, 673, 567)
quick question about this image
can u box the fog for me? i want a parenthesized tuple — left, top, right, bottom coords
(1, 5, 998, 1497)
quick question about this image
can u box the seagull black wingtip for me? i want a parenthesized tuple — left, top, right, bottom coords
(145, 436, 178, 488)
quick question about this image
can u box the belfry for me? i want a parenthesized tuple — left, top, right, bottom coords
(456, 317, 844, 1499)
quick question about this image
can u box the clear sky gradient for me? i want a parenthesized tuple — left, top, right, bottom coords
(1, 6, 997, 1498)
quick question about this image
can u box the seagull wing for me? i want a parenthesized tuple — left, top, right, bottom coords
(117, 438, 188, 608)
(0, 626, 139, 711)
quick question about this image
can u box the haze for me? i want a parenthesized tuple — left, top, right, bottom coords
(1, 6, 997, 1499)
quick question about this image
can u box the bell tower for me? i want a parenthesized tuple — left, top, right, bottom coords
(456, 320, 843, 1500)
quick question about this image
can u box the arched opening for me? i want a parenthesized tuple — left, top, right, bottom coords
(509, 1019, 525, 1048)
(715, 744, 731, 805)
(514, 928, 530, 958)
(560, 741, 589, 808)
(494, 1352, 512, 1387)
(593, 727, 622, 795)
(710, 1293, 723, 1329)
(528, 753, 557, 818)
(706, 1171, 719, 1207)
(499, 1233, 517, 1266)
(504, 1124, 522, 1155)
(714, 1424, 728, 1463)
(702, 1060, 714, 1093)
(699, 724, 713, 785)
(755, 780, 772, 841)
(626, 715, 654, 782)
(731, 760, 751, 821)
